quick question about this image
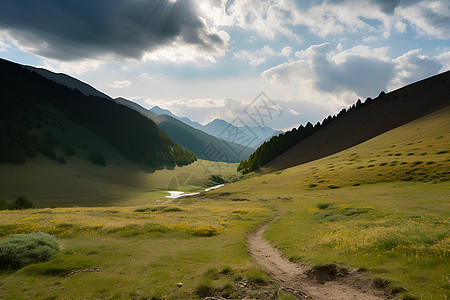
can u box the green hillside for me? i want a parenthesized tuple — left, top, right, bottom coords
(115, 97, 255, 163)
(239, 70, 449, 173)
(0, 58, 196, 168)
(213, 105, 450, 299)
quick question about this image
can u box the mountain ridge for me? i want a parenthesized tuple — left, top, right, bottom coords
(150, 106, 283, 148)
(0, 58, 196, 168)
(246, 70, 450, 172)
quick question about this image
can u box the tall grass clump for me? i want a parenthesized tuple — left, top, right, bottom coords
(0, 232, 59, 270)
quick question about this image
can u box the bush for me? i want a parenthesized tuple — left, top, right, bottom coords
(88, 151, 106, 166)
(11, 196, 34, 210)
(163, 207, 183, 212)
(57, 156, 66, 164)
(0, 232, 59, 270)
(209, 175, 225, 184)
(196, 279, 215, 298)
(189, 226, 218, 237)
(316, 203, 330, 210)
(0, 200, 7, 210)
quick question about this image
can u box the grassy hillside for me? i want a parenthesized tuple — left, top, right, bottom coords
(0, 102, 447, 299)
(0, 155, 238, 207)
(116, 97, 255, 163)
(211, 106, 450, 299)
(0, 58, 196, 167)
(240, 70, 449, 173)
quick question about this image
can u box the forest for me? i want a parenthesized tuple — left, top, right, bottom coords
(0, 59, 196, 167)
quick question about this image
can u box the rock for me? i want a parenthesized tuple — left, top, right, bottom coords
(177, 282, 183, 288)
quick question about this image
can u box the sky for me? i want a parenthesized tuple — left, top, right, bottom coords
(0, 0, 449, 131)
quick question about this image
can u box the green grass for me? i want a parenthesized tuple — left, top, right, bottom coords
(215, 107, 450, 299)
(0, 158, 238, 207)
(0, 202, 275, 299)
(0, 107, 448, 299)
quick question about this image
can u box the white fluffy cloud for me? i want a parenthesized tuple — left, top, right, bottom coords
(234, 45, 293, 67)
(397, 1, 450, 39)
(107, 80, 131, 89)
(198, 0, 450, 40)
(262, 44, 445, 108)
(198, 0, 301, 40)
(389, 49, 445, 90)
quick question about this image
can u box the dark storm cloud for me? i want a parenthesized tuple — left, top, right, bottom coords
(0, 0, 225, 60)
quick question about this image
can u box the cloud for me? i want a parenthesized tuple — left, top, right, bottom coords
(289, 109, 299, 115)
(262, 44, 445, 107)
(0, 0, 228, 61)
(389, 49, 444, 90)
(200, 0, 449, 41)
(370, 0, 401, 14)
(397, 1, 450, 39)
(140, 95, 330, 130)
(234, 45, 289, 67)
(107, 80, 131, 89)
(263, 43, 395, 98)
(198, 0, 301, 40)
(0, 40, 10, 52)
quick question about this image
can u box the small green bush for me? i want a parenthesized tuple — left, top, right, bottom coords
(163, 207, 183, 212)
(189, 226, 218, 237)
(209, 175, 225, 184)
(11, 196, 34, 210)
(196, 279, 215, 298)
(0, 200, 7, 210)
(316, 203, 330, 210)
(0, 232, 59, 270)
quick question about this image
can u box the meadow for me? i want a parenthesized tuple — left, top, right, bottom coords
(0, 107, 449, 299)
(215, 107, 450, 299)
(0, 200, 279, 299)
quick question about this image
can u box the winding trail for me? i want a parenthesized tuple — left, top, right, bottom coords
(248, 216, 393, 299)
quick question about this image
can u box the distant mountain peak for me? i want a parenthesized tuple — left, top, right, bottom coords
(148, 106, 282, 149)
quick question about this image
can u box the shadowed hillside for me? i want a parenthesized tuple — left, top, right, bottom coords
(116, 98, 255, 163)
(0, 58, 196, 167)
(241, 70, 449, 172)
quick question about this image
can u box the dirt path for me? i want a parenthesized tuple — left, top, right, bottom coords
(248, 216, 393, 299)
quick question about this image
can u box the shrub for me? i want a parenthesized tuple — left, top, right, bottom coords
(163, 207, 183, 212)
(0, 200, 7, 210)
(316, 203, 330, 210)
(209, 175, 225, 184)
(196, 279, 215, 298)
(88, 151, 106, 166)
(11, 196, 34, 210)
(0, 232, 59, 270)
(189, 226, 218, 237)
(57, 156, 66, 164)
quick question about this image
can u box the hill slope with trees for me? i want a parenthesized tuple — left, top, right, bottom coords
(116, 98, 254, 163)
(238, 70, 450, 173)
(0, 58, 196, 167)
